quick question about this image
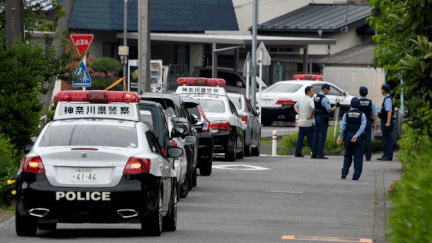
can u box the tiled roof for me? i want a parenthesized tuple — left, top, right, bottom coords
(317, 44, 376, 65)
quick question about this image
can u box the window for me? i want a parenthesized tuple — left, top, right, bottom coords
(217, 71, 244, 87)
(146, 131, 162, 155)
(197, 99, 226, 113)
(312, 84, 322, 94)
(229, 101, 238, 116)
(328, 85, 343, 96)
(39, 125, 138, 148)
(264, 83, 302, 93)
(139, 110, 155, 134)
(228, 96, 242, 110)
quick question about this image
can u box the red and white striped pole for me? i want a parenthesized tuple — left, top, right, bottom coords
(272, 130, 277, 156)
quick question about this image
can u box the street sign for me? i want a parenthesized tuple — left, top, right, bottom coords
(118, 46, 129, 56)
(70, 34, 94, 56)
(242, 52, 251, 78)
(73, 60, 91, 87)
(256, 42, 271, 66)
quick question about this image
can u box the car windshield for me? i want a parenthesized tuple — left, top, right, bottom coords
(264, 83, 302, 93)
(196, 99, 225, 113)
(39, 124, 138, 148)
(228, 96, 242, 110)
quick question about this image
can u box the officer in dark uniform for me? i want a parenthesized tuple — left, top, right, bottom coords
(337, 98, 367, 180)
(358, 87, 377, 161)
(377, 84, 394, 161)
(312, 83, 337, 159)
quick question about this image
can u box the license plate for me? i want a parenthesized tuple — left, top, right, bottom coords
(71, 168, 98, 182)
(263, 100, 273, 106)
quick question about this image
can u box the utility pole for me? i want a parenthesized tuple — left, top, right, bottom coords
(5, 0, 24, 48)
(251, 0, 258, 109)
(43, 0, 76, 112)
(138, 0, 151, 94)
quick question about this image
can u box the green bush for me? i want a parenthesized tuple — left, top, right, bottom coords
(279, 126, 344, 152)
(0, 133, 23, 206)
(89, 57, 122, 73)
(397, 123, 420, 171)
(388, 137, 432, 242)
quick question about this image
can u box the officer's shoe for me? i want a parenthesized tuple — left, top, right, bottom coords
(341, 174, 347, 179)
(295, 154, 304, 157)
(377, 157, 385, 161)
(366, 159, 371, 161)
(352, 178, 359, 180)
(311, 155, 317, 159)
(381, 158, 392, 161)
(316, 156, 328, 159)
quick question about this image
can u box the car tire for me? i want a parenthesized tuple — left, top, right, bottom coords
(199, 160, 212, 176)
(176, 182, 181, 202)
(262, 120, 273, 126)
(251, 136, 261, 156)
(162, 186, 177, 232)
(244, 143, 252, 157)
(38, 223, 57, 231)
(141, 190, 163, 236)
(192, 168, 197, 187)
(237, 137, 244, 159)
(225, 140, 237, 161)
(180, 177, 189, 198)
(16, 209, 37, 237)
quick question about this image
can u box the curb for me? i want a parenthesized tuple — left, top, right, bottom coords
(0, 215, 14, 229)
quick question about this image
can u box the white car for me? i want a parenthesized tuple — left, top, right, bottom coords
(257, 79, 355, 126)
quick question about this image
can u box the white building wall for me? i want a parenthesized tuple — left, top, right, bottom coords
(323, 66, 385, 105)
(329, 28, 364, 55)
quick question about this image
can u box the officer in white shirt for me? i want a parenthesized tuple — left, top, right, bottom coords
(294, 86, 315, 157)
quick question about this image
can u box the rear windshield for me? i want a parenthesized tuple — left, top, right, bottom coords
(187, 107, 202, 119)
(228, 96, 242, 110)
(39, 125, 138, 148)
(141, 98, 178, 116)
(139, 110, 156, 134)
(197, 99, 225, 113)
(264, 83, 302, 93)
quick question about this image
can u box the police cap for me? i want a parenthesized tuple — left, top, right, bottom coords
(381, 84, 391, 92)
(359, 86, 368, 96)
(321, 83, 330, 90)
(351, 97, 360, 108)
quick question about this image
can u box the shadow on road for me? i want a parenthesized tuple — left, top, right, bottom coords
(37, 228, 173, 239)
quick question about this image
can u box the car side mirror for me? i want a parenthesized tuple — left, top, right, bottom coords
(236, 81, 243, 87)
(167, 146, 184, 158)
(342, 91, 347, 97)
(171, 127, 184, 138)
(190, 114, 199, 124)
(30, 136, 37, 143)
(24, 145, 33, 154)
(184, 136, 196, 145)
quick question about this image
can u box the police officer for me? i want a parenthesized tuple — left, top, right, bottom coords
(377, 84, 394, 161)
(358, 87, 377, 161)
(337, 98, 367, 180)
(312, 83, 337, 159)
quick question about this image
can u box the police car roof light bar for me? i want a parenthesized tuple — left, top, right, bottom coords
(176, 77, 226, 86)
(54, 91, 140, 103)
(293, 74, 324, 81)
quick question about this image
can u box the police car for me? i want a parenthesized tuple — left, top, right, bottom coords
(175, 78, 246, 161)
(15, 91, 181, 237)
(257, 74, 355, 126)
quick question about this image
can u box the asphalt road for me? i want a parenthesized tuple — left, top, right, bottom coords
(0, 156, 400, 243)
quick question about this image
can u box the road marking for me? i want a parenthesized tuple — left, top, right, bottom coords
(281, 235, 372, 242)
(266, 190, 303, 194)
(212, 164, 270, 171)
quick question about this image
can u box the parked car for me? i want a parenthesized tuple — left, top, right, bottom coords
(257, 77, 354, 126)
(140, 93, 200, 189)
(227, 92, 261, 156)
(180, 96, 214, 176)
(168, 66, 269, 95)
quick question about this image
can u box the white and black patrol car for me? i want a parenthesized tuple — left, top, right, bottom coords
(175, 78, 246, 161)
(15, 91, 182, 237)
(256, 74, 355, 126)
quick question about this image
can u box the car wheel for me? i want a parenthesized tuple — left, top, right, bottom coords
(38, 223, 57, 231)
(225, 140, 237, 161)
(141, 190, 163, 236)
(199, 159, 212, 176)
(237, 137, 245, 159)
(251, 136, 261, 156)
(16, 209, 37, 236)
(192, 168, 197, 187)
(162, 186, 177, 231)
(262, 120, 273, 126)
(180, 177, 189, 198)
(176, 182, 181, 202)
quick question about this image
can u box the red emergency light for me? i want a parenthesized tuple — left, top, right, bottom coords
(176, 77, 226, 86)
(54, 91, 140, 103)
(293, 74, 324, 81)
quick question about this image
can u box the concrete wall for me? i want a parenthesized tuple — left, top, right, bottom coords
(323, 66, 385, 105)
(189, 44, 204, 75)
(329, 28, 364, 55)
(207, 0, 335, 35)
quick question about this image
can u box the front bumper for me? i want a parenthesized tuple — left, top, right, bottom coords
(261, 106, 296, 122)
(16, 173, 161, 224)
